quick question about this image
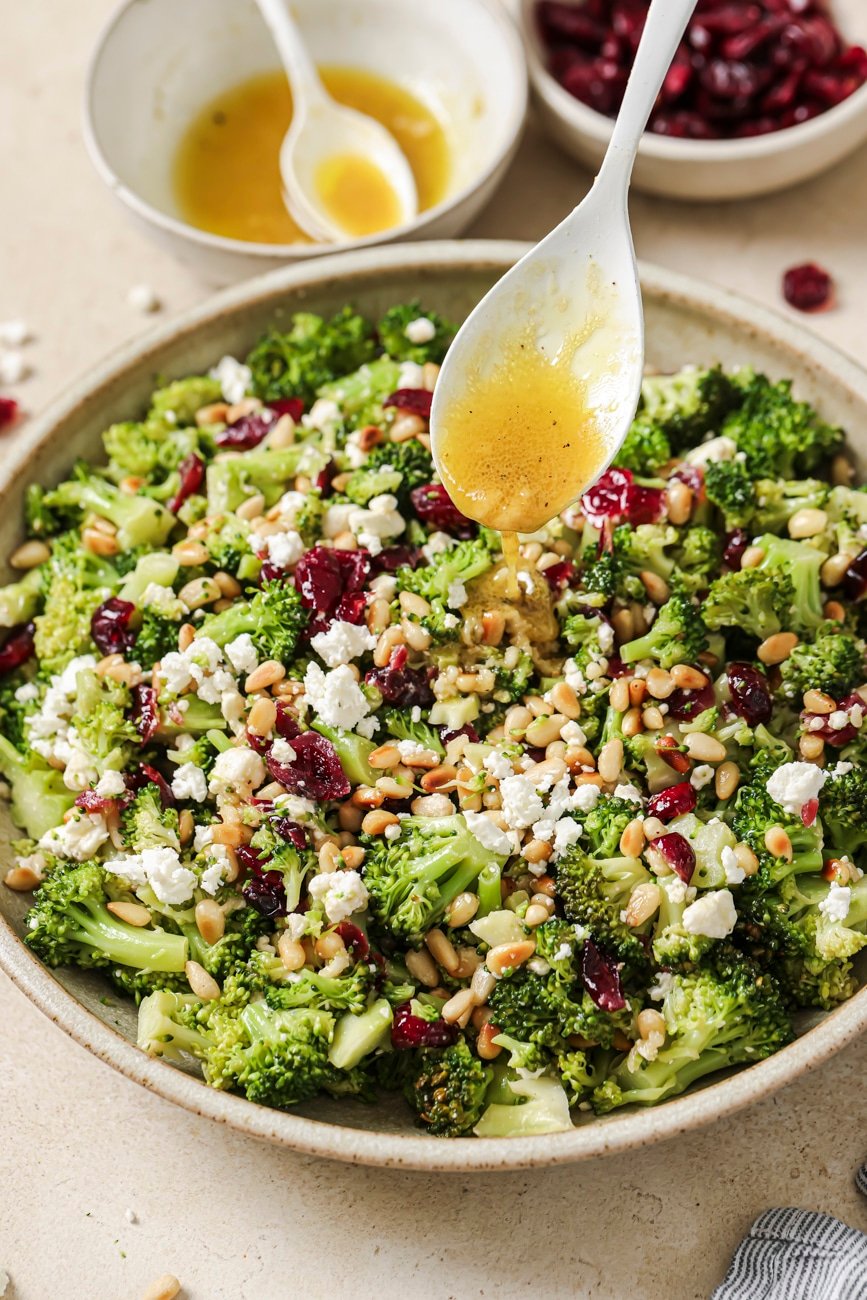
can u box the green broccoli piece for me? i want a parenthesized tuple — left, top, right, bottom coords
(205, 444, 329, 515)
(198, 579, 307, 664)
(246, 309, 377, 404)
(577, 547, 620, 604)
(721, 374, 843, 480)
(247, 821, 316, 914)
(70, 667, 139, 768)
(0, 734, 75, 839)
(638, 366, 742, 453)
(755, 534, 825, 633)
(135, 608, 184, 670)
(380, 708, 444, 756)
(311, 719, 379, 787)
(730, 769, 824, 890)
(778, 625, 865, 703)
(121, 783, 180, 854)
(484, 647, 535, 703)
(377, 302, 456, 365)
(396, 534, 494, 604)
(555, 845, 651, 975)
(620, 591, 708, 669)
(703, 567, 794, 641)
(580, 796, 638, 858)
(31, 532, 120, 672)
(362, 439, 434, 496)
(403, 1039, 494, 1136)
(204, 1000, 336, 1107)
(0, 566, 43, 628)
(674, 526, 722, 594)
(201, 515, 255, 576)
(819, 766, 867, 866)
(612, 414, 672, 477)
(703, 460, 757, 530)
(613, 523, 680, 582)
(343, 463, 403, 507)
(248, 949, 373, 1014)
(749, 479, 830, 535)
(318, 356, 402, 430)
(38, 466, 175, 551)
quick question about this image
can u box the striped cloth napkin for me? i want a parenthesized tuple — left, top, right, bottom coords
(712, 1166, 867, 1299)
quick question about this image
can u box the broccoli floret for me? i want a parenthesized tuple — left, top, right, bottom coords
(484, 647, 535, 702)
(778, 625, 865, 703)
(674, 526, 722, 594)
(136, 989, 212, 1060)
(25, 862, 188, 975)
(649, 873, 718, 968)
(343, 463, 403, 507)
(0, 566, 42, 628)
(0, 671, 34, 749)
(577, 547, 620, 603)
(246, 309, 377, 404)
(580, 796, 637, 858)
(377, 302, 456, 365)
(612, 415, 672, 477)
(620, 591, 708, 669)
(121, 783, 180, 854)
(205, 444, 329, 515)
(730, 769, 824, 890)
(819, 766, 867, 865)
(381, 708, 444, 756)
(135, 608, 184, 670)
(703, 460, 757, 530)
(202, 514, 255, 575)
(750, 479, 830, 535)
(247, 820, 316, 914)
(592, 957, 792, 1112)
(755, 535, 825, 633)
(703, 567, 794, 641)
(403, 1039, 494, 1136)
(149, 375, 223, 426)
(32, 532, 119, 673)
(206, 1000, 336, 1107)
(473, 1073, 574, 1137)
(555, 845, 651, 975)
(0, 734, 75, 839)
(613, 522, 680, 582)
(638, 366, 742, 453)
(361, 813, 505, 945)
(396, 535, 494, 604)
(39, 466, 175, 551)
(560, 608, 609, 674)
(319, 356, 402, 430)
(780, 873, 867, 963)
(198, 579, 307, 664)
(183, 906, 269, 983)
(311, 719, 378, 787)
(70, 667, 139, 769)
(721, 374, 843, 480)
(732, 888, 855, 1011)
(362, 439, 434, 496)
(248, 949, 373, 1014)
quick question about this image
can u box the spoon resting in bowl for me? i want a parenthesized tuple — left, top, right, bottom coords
(430, 0, 698, 543)
(256, 0, 419, 242)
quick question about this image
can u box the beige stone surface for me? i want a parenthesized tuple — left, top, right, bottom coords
(1, 3, 866, 1297)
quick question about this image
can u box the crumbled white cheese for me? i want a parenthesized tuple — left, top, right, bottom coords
(224, 634, 259, 676)
(597, 622, 615, 654)
(395, 739, 426, 759)
(685, 436, 737, 467)
(307, 869, 369, 923)
(690, 764, 715, 791)
(499, 773, 547, 831)
(614, 783, 644, 804)
(261, 529, 304, 570)
(210, 355, 251, 404)
(559, 720, 587, 748)
(765, 761, 828, 815)
(303, 662, 371, 733)
(463, 810, 515, 857)
(553, 942, 573, 962)
(681, 888, 737, 938)
(446, 580, 468, 609)
(124, 1208, 138, 1225)
(284, 913, 308, 941)
(200, 845, 233, 895)
(14, 682, 38, 704)
(310, 619, 376, 669)
(404, 317, 437, 344)
(828, 709, 850, 731)
(0, 319, 29, 346)
(127, 283, 161, 313)
(397, 361, 425, 388)
(649, 971, 676, 1002)
(347, 495, 406, 552)
(95, 770, 127, 798)
(270, 737, 297, 766)
(831, 761, 854, 778)
(39, 812, 109, 861)
(302, 397, 341, 433)
(484, 749, 515, 782)
(323, 502, 356, 538)
(721, 845, 746, 885)
(552, 817, 582, 856)
(0, 351, 29, 384)
(197, 667, 237, 707)
(193, 824, 214, 852)
(108, 846, 197, 905)
(422, 531, 455, 561)
(171, 762, 208, 803)
(208, 746, 266, 799)
(384, 822, 401, 841)
(819, 881, 851, 924)
(442, 612, 460, 630)
(141, 582, 184, 618)
(571, 784, 601, 813)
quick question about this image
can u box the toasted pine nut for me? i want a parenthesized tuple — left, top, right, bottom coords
(213, 570, 241, 598)
(637, 1008, 666, 1040)
(666, 478, 694, 526)
(390, 413, 427, 442)
(824, 600, 846, 622)
(481, 610, 506, 645)
(315, 931, 347, 962)
(622, 706, 644, 738)
(405, 947, 440, 987)
(195, 898, 225, 945)
(670, 664, 708, 690)
(178, 577, 221, 610)
(196, 401, 230, 427)
(611, 607, 635, 643)
(318, 841, 342, 873)
(337, 803, 364, 831)
(788, 507, 828, 539)
(403, 619, 432, 652)
(471, 966, 497, 1004)
(247, 696, 277, 737)
(425, 927, 461, 975)
(476, 1022, 502, 1059)
(401, 749, 441, 770)
(597, 738, 624, 784)
(642, 816, 666, 841)
(715, 761, 740, 801)
(278, 932, 306, 972)
(442, 988, 476, 1025)
(504, 705, 533, 738)
(533, 874, 556, 899)
(236, 492, 266, 521)
(3, 865, 41, 892)
(764, 825, 793, 861)
(10, 539, 50, 570)
(82, 527, 119, 556)
(245, 660, 286, 692)
(623, 882, 661, 927)
(619, 818, 646, 857)
(185, 960, 220, 1001)
(399, 590, 431, 618)
(522, 838, 553, 864)
(684, 732, 726, 763)
(821, 552, 854, 588)
(757, 632, 799, 665)
(803, 689, 835, 715)
(734, 842, 759, 876)
(341, 846, 365, 871)
(609, 677, 630, 712)
(528, 756, 567, 784)
(485, 940, 536, 977)
(799, 733, 825, 761)
(411, 793, 455, 817)
(420, 764, 457, 793)
(525, 714, 566, 748)
(351, 785, 384, 809)
(524, 902, 550, 928)
(366, 597, 392, 635)
(178, 623, 196, 651)
(628, 679, 647, 708)
(369, 742, 401, 770)
(374, 624, 404, 668)
(354, 424, 382, 452)
(173, 539, 210, 567)
(266, 413, 296, 448)
(830, 452, 854, 486)
(640, 570, 670, 604)
(740, 545, 765, 569)
(642, 706, 665, 731)
(141, 1275, 181, 1300)
(549, 680, 581, 719)
(107, 900, 153, 927)
(210, 821, 253, 848)
(564, 744, 595, 772)
(646, 667, 675, 699)
(375, 773, 413, 801)
(362, 808, 400, 836)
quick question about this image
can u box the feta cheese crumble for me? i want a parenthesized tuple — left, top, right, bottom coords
(819, 881, 851, 923)
(303, 662, 372, 734)
(307, 869, 369, 923)
(171, 762, 208, 803)
(765, 761, 829, 815)
(224, 634, 259, 676)
(310, 619, 376, 668)
(404, 317, 437, 344)
(208, 747, 266, 799)
(721, 845, 746, 885)
(681, 889, 738, 939)
(210, 355, 251, 405)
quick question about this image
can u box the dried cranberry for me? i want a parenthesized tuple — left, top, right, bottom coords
(267, 731, 351, 801)
(128, 684, 159, 744)
(383, 389, 432, 419)
(843, 549, 867, 601)
(582, 467, 665, 527)
(370, 545, 423, 574)
(366, 653, 436, 708)
(727, 661, 773, 726)
(167, 453, 205, 514)
(671, 462, 705, 498)
(0, 397, 19, 430)
(315, 458, 338, 497)
(294, 545, 371, 630)
(542, 559, 576, 591)
(269, 397, 305, 422)
(440, 723, 479, 746)
(537, 0, 606, 47)
(607, 655, 629, 678)
(651, 832, 697, 883)
(695, 4, 763, 36)
(215, 412, 273, 450)
(666, 681, 716, 722)
(334, 921, 369, 960)
(801, 796, 819, 827)
(724, 528, 749, 569)
(722, 16, 784, 60)
(91, 598, 137, 657)
(800, 692, 864, 748)
(391, 1001, 459, 1050)
(0, 622, 34, 674)
(243, 867, 288, 919)
(647, 781, 697, 823)
(272, 817, 308, 850)
(138, 762, 176, 807)
(783, 262, 833, 312)
(275, 702, 302, 741)
(581, 939, 626, 1013)
(335, 591, 368, 624)
(655, 734, 691, 775)
(410, 484, 475, 538)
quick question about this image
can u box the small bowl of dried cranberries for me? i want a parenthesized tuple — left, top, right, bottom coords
(521, 0, 867, 200)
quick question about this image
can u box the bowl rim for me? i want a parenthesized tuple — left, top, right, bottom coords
(519, 0, 867, 161)
(81, 0, 528, 261)
(2, 238, 867, 1170)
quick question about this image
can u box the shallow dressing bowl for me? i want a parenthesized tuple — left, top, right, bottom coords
(84, 0, 527, 283)
(1, 242, 866, 1170)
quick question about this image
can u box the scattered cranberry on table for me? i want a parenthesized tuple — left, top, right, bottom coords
(782, 261, 834, 311)
(537, 0, 867, 140)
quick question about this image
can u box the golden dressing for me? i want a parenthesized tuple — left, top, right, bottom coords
(436, 326, 608, 537)
(499, 529, 521, 602)
(173, 67, 450, 245)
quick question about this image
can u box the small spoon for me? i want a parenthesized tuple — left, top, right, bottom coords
(256, 0, 419, 242)
(430, 0, 698, 533)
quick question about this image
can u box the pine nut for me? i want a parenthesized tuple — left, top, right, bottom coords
(210, 822, 252, 847)
(391, 413, 427, 442)
(421, 361, 440, 391)
(642, 705, 664, 731)
(277, 932, 306, 972)
(361, 809, 399, 835)
(565, 744, 595, 772)
(642, 816, 666, 841)
(609, 677, 630, 712)
(524, 902, 550, 928)
(444, 891, 479, 930)
(619, 818, 646, 857)
(799, 733, 825, 761)
(142, 1275, 181, 1300)
(245, 660, 286, 692)
(597, 738, 624, 784)
(315, 931, 347, 962)
(611, 607, 635, 643)
(476, 1022, 502, 1059)
(788, 507, 828, 539)
(481, 610, 506, 645)
(402, 948, 437, 987)
(525, 714, 567, 747)
(237, 493, 266, 521)
(421, 764, 457, 793)
(194, 898, 225, 945)
(624, 882, 661, 927)
(403, 619, 431, 652)
(829, 451, 853, 486)
(374, 624, 404, 668)
(106, 900, 153, 927)
(342, 846, 366, 871)
(764, 825, 793, 861)
(622, 707, 644, 738)
(351, 785, 384, 809)
(803, 689, 835, 715)
(734, 842, 759, 876)
(637, 1008, 666, 1039)
(670, 664, 708, 690)
(173, 539, 210, 567)
(318, 841, 342, 872)
(485, 940, 536, 977)
(82, 527, 119, 556)
(355, 424, 383, 452)
(185, 960, 220, 1001)
(684, 732, 727, 763)
(9, 539, 50, 569)
(213, 570, 242, 598)
(646, 667, 675, 699)
(824, 600, 846, 622)
(266, 413, 296, 448)
(504, 705, 533, 738)
(533, 875, 556, 899)
(247, 696, 277, 737)
(528, 757, 567, 784)
(178, 623, 196, 652)
(821, 552, 854, 588)
(425, 927, 461, 975)
(442, 988, 476, 1025)
(628, 679, 647, 708)
(666, 478, 694, 526)
(178, 577, 221, 610)
(740, 545, 765, 569)
(369, 743, 400, 769)
(3, 865, 41, 892)
(364, 596, 392, 635)
(522, 838, 553, 864)
(640, 570, 670, 604)
(575, 771, 605, 788)
(757, 632, 799, 665)
(715, 761, 740, 801)
(549, 680, 581, 719)
(399, 590, 431, 618)
(411, 793, 455, 817)
(521, 541, 544, 564)
(471, 966, 497, 1003)
(401, 750, 441, 770)
(337, 803, 364, 831)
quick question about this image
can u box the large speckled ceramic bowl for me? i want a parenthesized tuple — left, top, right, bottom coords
(1, 242, 865, 1170)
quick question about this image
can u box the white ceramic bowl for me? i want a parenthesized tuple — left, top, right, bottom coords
(1, 241, 866, 1169)
(520, 0, 867, 201)
(83, 0, 527, 283)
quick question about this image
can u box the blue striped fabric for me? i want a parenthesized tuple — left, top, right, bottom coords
(712, 1166, 867, 1300)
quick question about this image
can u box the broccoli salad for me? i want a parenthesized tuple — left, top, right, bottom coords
(2, 298, 866, 1139)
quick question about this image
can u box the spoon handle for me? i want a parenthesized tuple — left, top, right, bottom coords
(256, 0, 324, 105)
(596, 0, 698, 197)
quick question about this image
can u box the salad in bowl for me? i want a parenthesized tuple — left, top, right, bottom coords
(1, 298, 865, 1139)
